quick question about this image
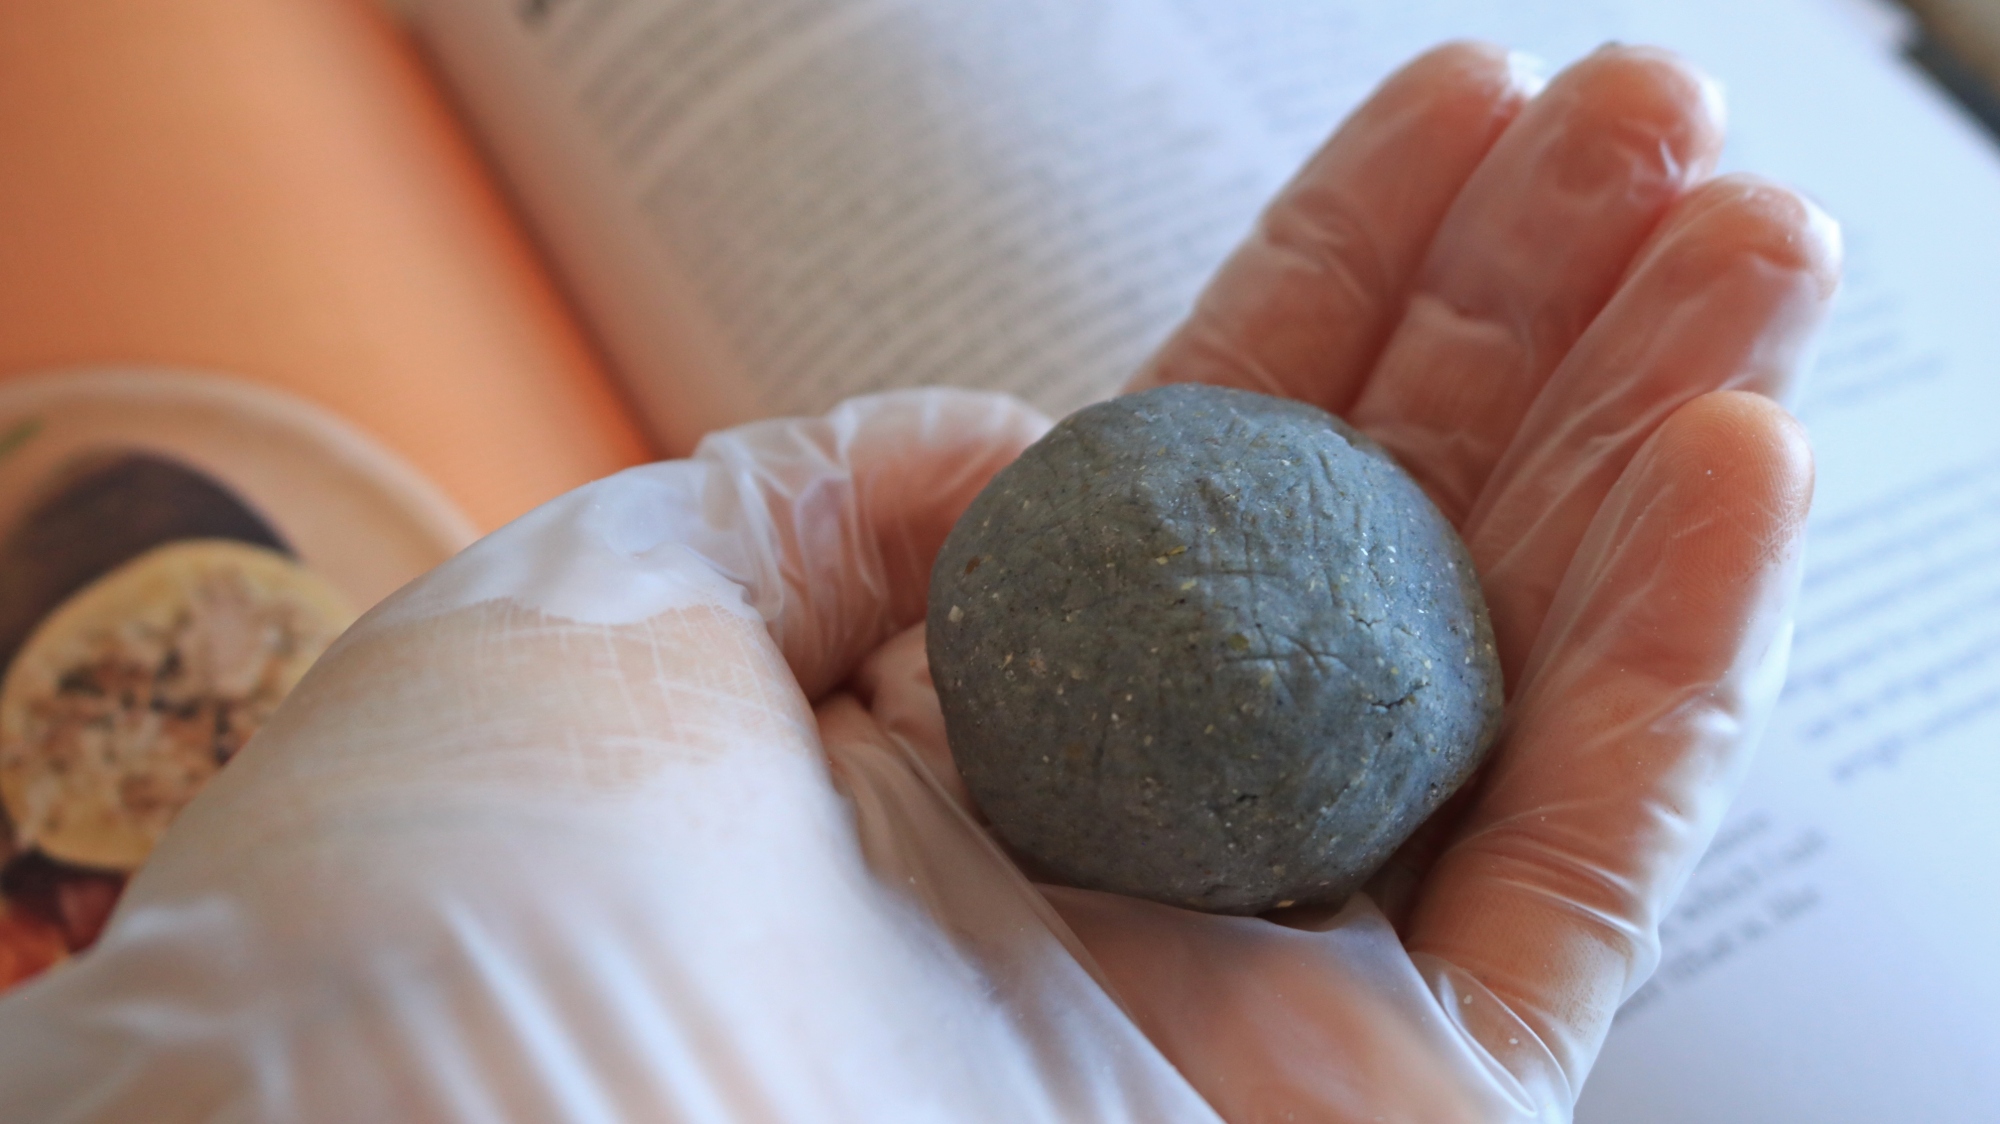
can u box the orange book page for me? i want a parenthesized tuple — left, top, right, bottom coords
(0, 0, 655, 534)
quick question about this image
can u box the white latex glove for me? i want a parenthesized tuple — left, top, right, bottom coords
(0, 42, 1838, 1122)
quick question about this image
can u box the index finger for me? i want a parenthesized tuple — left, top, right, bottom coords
(1350, 46, 1726, 523)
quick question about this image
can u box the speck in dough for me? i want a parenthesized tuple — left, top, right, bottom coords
(928, 384, 1503, 914)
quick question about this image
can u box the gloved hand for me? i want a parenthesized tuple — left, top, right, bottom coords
(0, 41, 1838, 1123)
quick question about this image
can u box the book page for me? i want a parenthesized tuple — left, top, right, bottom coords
(412, 0, 2000, 1117)
(414, 0, 1307, 449)
(0, 0, 653, 535)
(0, 0, 663, 993)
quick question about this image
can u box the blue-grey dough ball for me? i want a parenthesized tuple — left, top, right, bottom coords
(927, 384, 1503, 915)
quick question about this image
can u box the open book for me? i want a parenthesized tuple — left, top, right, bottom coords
(3, 0, 1997, 1118)
(411, 5, 2000, 1114)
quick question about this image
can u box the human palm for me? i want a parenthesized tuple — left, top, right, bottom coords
(0, 42, 1836, 1124)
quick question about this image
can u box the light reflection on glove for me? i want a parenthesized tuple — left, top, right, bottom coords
(0, 42, 1837, 1123)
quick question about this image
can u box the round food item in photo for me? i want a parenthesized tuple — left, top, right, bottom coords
(928, 384, 1503, 914)
(0, 539, 354, 871)
(0, 452, 292, 676)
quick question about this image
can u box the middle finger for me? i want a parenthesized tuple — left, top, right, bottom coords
(1349, 45, 1725, 523)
